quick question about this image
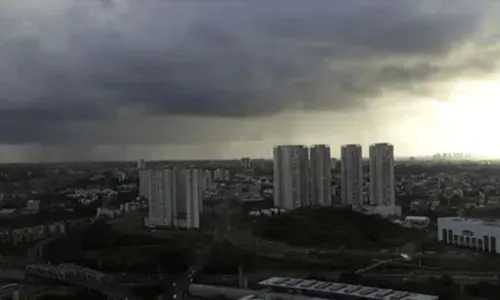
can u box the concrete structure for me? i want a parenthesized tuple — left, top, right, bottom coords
(138, 168, 151, 199)
(241, 157, 252, 169)
(202, 170, 215, 191)
(273, 145, 310, 210)
(142, 167, 204, 229)
(356, 205, 402, 217)
(309, 145, 332, 206)
(214, 169, 231, 181)
(142, 168, 176, 227)
(258, 277, 438, 300)
(173, 168, 203, 229)
(438, 217, 500, 253)
(25, 200, 40, 212)
(188, 284, 329, 300)
(137, 159, 146, 169)
(341, 144, 363, 207)
(369, 143, 395, 206)
(404, 216, 431, 229)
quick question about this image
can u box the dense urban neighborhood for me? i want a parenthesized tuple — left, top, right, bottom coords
(0, 154, 499, 299)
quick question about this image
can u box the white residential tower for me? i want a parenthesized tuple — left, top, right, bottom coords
(369, 143, 395, 206)
(140, 167, 205, 229)
(273, 145, 310, 210)
(341, 144, 363, 207)
(310, 145, 332, 206)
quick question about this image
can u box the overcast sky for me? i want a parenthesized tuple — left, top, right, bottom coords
(0, 0, 499, 161)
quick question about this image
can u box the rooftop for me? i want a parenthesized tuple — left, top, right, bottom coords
(258, 277, 438, 300)
(439, 217, 500, 228)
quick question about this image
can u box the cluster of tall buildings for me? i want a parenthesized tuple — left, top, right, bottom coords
(273, 145, 332, 210)
(139, 163, 213, 229)
(431, 152, 473, 160)
(273, 143, 395, 210)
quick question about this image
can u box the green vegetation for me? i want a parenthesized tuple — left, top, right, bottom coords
(0, 209, 95, 228)
(0, 240, 39, 255)
(44, 221, 194, 273)
(204, 239, 256, 273)
(253, 207, 423, 250)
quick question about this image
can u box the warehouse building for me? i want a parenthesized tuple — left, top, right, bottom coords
(437, 217, 500, 253)
(258, 277, 438, 300)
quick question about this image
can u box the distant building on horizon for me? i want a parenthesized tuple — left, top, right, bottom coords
(341, 144, 363, 207)
(241, 157, 252, 169)
(310, 144, 332, 206)
(273, 145, 310, 210)
(137, 159, 146, 169)
(369, 143, 395, 206)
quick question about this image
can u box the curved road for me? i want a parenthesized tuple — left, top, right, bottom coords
(0, 283, 19, 298)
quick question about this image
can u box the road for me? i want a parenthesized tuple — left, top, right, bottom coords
(0, 283, 19, 298)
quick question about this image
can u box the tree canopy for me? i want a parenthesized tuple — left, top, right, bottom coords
(253, 207, 423, 250)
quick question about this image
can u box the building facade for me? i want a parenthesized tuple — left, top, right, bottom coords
(141, 168, 175, 227)
(341, 144, 363, 207)
(309, 145, 332, 206)
(137, 159, 146, 169)
(138, 168, 151, 199)
(273, 145, 310, 210)
(241, 157, 252, 169)
(369, 143, 395, 206)
(438, 217, 500, 253)
(141, 167, 204, 229)
(258, 276, 438, 300)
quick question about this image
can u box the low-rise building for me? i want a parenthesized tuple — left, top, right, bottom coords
(404, 216, 431, 229)
(438, 217, 500, 253)
(258, 277, 438, 300)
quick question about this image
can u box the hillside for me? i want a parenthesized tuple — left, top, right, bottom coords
(253, 207, 423, 250)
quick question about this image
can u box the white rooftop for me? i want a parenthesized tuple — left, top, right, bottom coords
(439, 217, 500, 228)
(258, 277, 438, 300)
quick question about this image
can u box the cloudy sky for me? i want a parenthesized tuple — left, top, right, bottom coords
(0, 0, 499, 161)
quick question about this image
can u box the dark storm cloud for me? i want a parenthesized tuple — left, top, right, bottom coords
(0, 0, 498, 148)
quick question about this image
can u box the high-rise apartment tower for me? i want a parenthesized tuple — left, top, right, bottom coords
(341, 144, 363, 207)
(140, 167, 205, 229)
(273, 145, 310, 210)
(369, 143, 395, 206)
(310, 145, 332, 206)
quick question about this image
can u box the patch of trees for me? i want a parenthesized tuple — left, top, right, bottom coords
(45, 223, 194, 274)
(204, 239, 256, 273)
(0, 210, 94, 228)
(44, 222, 166, 262)
(253, 207, 423, 250)
(72, 247, 190, 274)
(0, 240, 37, 255)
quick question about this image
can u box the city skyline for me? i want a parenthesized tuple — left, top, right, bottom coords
(0, 0, 499, 161)
(273, 143, 397, 210)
